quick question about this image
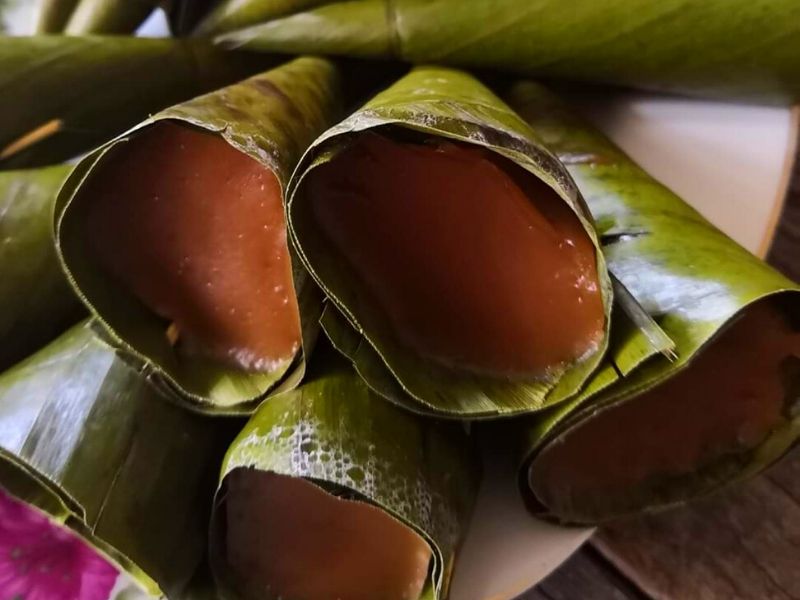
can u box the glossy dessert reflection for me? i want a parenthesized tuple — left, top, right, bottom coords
(307, 133, 605, 378)
(530, 302, 800, 520)
(223, 469, 432, 600)
(85, 122, 301, 372)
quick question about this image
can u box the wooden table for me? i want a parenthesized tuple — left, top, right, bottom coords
(524, 148, 800, 600)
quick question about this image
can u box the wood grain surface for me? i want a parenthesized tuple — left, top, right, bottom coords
(524, 135, 800, 600)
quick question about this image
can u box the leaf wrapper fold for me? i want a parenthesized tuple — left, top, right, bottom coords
(0, 166, 84, 371)
(56, 57, 342, 413)
(0, 35, 275, 169)
(0, 321, 236, 597)
(505, 81, 800, 523)
(210, 369, 480, 600)
(288, 65, 616, 419)
(218, 0, 800, 104)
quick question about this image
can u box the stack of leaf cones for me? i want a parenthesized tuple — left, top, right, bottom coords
(0, 1, 798, 598)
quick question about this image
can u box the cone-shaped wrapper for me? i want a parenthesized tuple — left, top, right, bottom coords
(288, 65, 628, 419)
(0, 166, 84, 371)
(0, 35, 274, 169)
(0, 321, 238, 597)
(209, 364, 479, 600)
(56, 57, 342, 413)
(218, 0, 800, 104)
(505, 81, 800, 524)
(64, 0, 157, 34)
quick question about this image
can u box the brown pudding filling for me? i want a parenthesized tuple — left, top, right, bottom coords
(530, 302, 799, 520)
(307, 133, 604, 377)
(85, 122, 301, 372)
(223, 470, 432, 600)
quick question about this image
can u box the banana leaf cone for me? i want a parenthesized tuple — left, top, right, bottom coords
(35, 0, 81, 32)
(503, 81, 800, 524)
(0, 320, 241, 597)
(217, 0, 800, 105)
(0, 35, 277, 169)
(208, 355, 480, 600)
(55, 57, 342, 414)
(63, 0, 158, 34)
(0, 165, 84, 371)
(193, 0, 332, 35)
(287, 65, 626, 419)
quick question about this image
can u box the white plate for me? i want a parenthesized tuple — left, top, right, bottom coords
(5, 7, 798, 600)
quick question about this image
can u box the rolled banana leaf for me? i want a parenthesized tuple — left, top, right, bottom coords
(194, 0, 331, 35)
(63, 0, 158, 34)
(56, 57, 342, 413)
(35, 0, 81, 32)
(209, 364, 479, 600)
(505, 81, 800, 524)
(218, 0, 800, 105)
(0, 320, 239, 597)
(0, 35, 274, 169)
(288, 65, 627, 419)
(0, 165, 84, 371)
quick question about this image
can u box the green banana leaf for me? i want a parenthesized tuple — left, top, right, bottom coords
(56, 57, 342, 414)
(35, 0, 81, 32)
(0, 320, 241, 597)
(63, 0, 157, 34)
(505, 81, 800, 523)
(288, 65, 619, 419)
(194, 0, 331, 35)
(209, 364, 480, 600)
(217, 0, 800, 105)
(0, 165, 84, 371)
(0, 35, 275, 169)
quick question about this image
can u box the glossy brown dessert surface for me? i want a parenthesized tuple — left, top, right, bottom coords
(530, 302, 800, 517)
(308, 133, 604, 377)
(85, 122, 301, 372)
(224, 470, 432, 600)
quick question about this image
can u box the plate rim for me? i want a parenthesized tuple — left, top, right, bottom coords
(759, 104, 800, 258)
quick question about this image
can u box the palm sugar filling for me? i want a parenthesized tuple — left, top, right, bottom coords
(306, 133, 605, 377)
(223, 469, 432, 600)
(529, 301, 800, 521)
(84, 122, 301, 372)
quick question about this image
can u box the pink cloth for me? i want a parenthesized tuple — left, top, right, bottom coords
(0, 488, 118, 600)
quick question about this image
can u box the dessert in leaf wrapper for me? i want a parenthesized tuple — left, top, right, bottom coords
(2, 1, 799, 595)
(288, 65, 628, 419)
(209, 356, 479, 600)
(56, 57, 342, 413)
(504, 81, 800, 524)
